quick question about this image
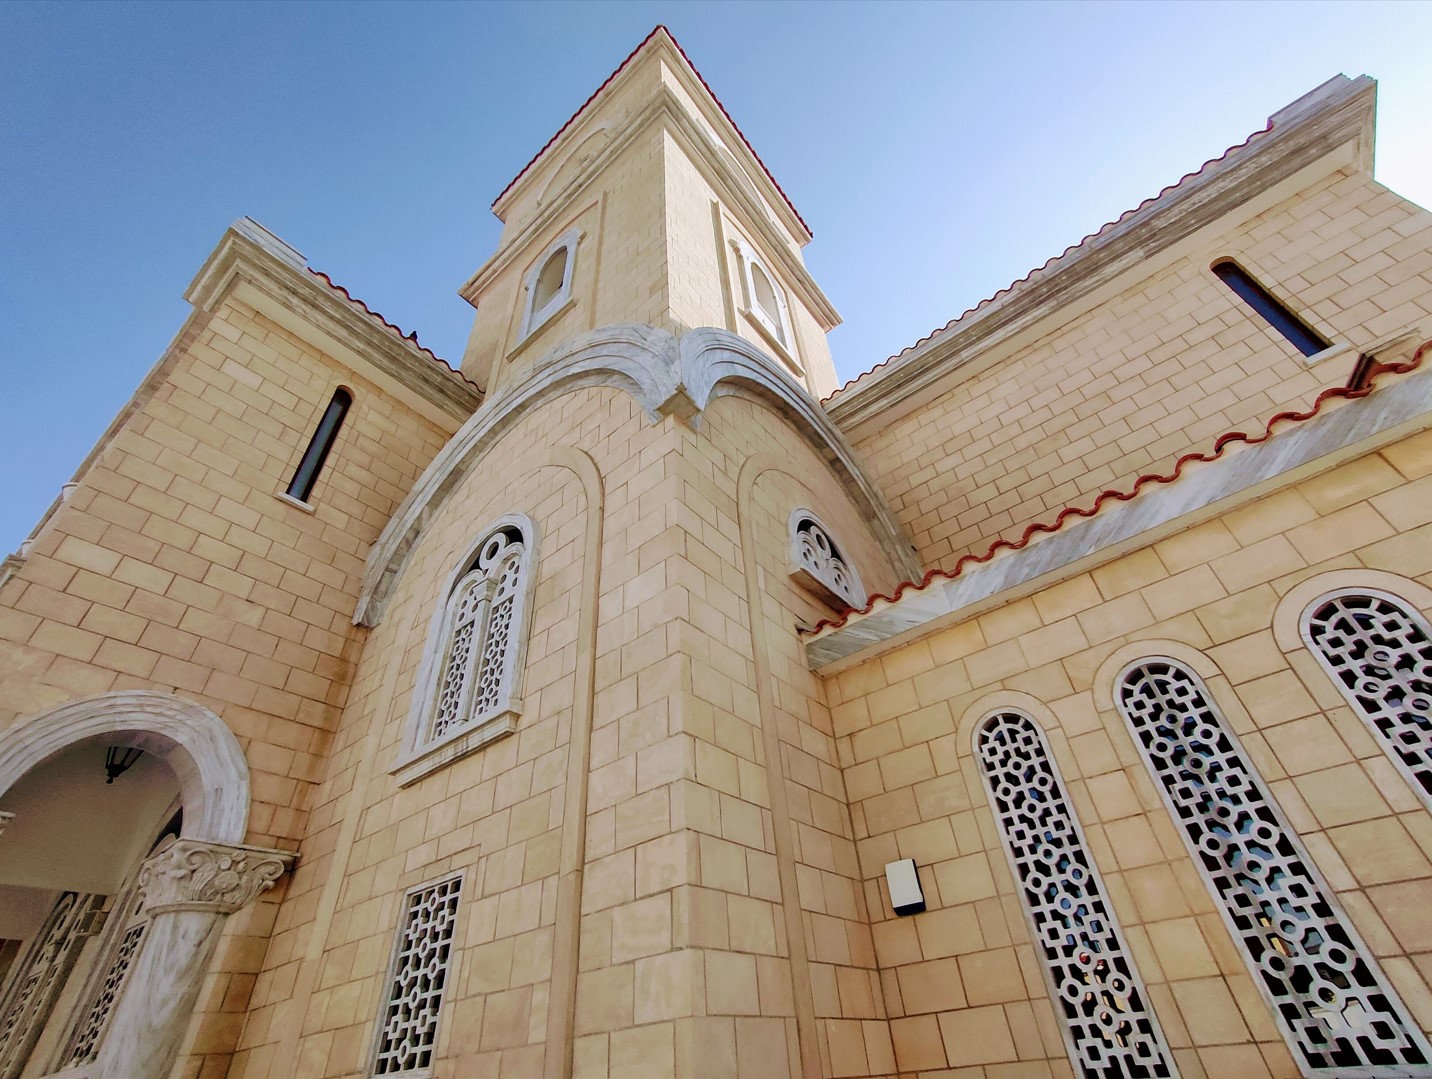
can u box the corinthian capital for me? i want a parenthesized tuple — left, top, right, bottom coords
(139, 838, 296, 915)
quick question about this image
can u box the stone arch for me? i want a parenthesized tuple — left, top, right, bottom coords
(0, 690, 250, 845)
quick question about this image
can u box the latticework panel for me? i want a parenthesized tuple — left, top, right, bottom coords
(66, 921, 145, 1065)
(0, 891, 99, 1079)
(976, 712, 1175, 1079)
(1118, 660, 1432, 1075)
(472, 554, 521, 717)
(794, 516, 862, 607)
(1305, 592, 1432, 808)
(431, 574, 484, 739)
(373, 875, 463, 1076)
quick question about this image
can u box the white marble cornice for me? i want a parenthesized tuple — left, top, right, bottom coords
(355, 323, 920, 626)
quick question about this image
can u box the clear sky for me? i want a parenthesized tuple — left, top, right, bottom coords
(2, 0, 1429, 554)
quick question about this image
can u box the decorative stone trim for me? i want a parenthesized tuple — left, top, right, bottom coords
(356, 323, 919, 626)
(807, 359, 1432, 670)
(730, 237, 799, 371)
(788, 509, 865, 609)
(0, 811, 12, 839)
(137, 838, 294, 916)
(518, 227, 582, 342)
(0, 691, 251, 845)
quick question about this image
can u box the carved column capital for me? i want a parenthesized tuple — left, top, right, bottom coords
(138, 838, 295, 915)
(0, 810, 13, 839)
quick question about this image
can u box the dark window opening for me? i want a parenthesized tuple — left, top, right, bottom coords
(1212, 261, 1330, 359)
(286, 388, 351, 503)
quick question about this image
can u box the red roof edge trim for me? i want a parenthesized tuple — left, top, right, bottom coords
(821, 122, 1276, 405)
(308, 269, 480, 390)
(492, 26, 810, 237)
(806, 339, 1432, 636)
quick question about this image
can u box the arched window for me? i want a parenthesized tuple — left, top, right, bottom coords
(731, 237, 795, 361)
(789, 510, 865, 609)
(975, 712, 1174, 1078)
(1116, 659, 1431, 1074)
(285, 387, 351, 503)
(395, 518, 535, 786)
(1303, 590, 1432, 810)
(520, 227, 581, 340)
(1212, 260, 1330, 359)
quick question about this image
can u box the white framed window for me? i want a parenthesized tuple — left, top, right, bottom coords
(788, 509, 865, 610)
(1116, 658, 1432, 1075)
(975, 711, 1174, 1079)
(393, 515, 536, 787)
(370, 871, 464, 1078)
(519, 227, 582, 341)
(1302, 589, 1432, 811)
(730, 237, 795, 362)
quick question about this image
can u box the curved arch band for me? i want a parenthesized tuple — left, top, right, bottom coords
(356, 323, 920, 626)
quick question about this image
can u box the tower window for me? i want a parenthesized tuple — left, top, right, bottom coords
(1116, 658, 1431, 1073)
(975, 711, 1174, 1078)
(285, 387, 352, 504)
(519, 227, 582, 341)
(1212, 260, 1330, 358)
(731, 237, 796, 362)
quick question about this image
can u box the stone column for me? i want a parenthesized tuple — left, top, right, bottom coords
(90, 839, 294, 1079)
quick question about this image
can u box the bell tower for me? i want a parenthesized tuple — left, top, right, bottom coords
(455, 27, 843, 402)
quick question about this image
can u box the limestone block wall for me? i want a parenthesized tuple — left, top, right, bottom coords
(851, 171, 1432, 575)
(824, 431, 1432, 1077)
(0, 290, 457, 1077)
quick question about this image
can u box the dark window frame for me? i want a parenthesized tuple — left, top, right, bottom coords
(1212, 260, 1330, 358)
(285, 387, 352, 503)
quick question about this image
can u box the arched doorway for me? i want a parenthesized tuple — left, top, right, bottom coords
(0, 691, 290, 1079)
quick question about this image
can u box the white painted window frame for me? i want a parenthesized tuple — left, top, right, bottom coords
(730, 237, 797, 368)
(393, 514, 537, 787)
(368, 869, 465, 1078)
(1300, 587, 1432, 813)
(519, 227, 583, 342)
(788, 508, 865, 610)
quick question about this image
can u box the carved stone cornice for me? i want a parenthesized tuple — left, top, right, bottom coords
(138, 839, 295, 916)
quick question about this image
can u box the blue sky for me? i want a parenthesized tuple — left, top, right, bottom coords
(2, 1, 1429, 554)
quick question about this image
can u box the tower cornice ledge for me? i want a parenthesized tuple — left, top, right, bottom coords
(355, 324, 920, 626)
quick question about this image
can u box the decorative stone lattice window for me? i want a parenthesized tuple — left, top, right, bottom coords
(519, 227, 581, 341)
(394, 517, 535, 787)
(1116, 659, 1432, 1074)
(975, 712, 1175, 1079)
(60, 885, 148, 1068)
(788, 509, 865, 610)
(730, 237, 796, 363)
(371, 873, 463, 1077)
(0, 891, 103, 1078)
(1303, 590, 1432, 810)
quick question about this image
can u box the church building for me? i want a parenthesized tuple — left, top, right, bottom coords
(4, 24, 1432, 1079)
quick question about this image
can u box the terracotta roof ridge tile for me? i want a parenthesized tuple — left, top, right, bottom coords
(307, 268, 481, 391)
(822, 122, 1276, 405)
(492, 26, 809, 236)
(806, 338, 1432, 635)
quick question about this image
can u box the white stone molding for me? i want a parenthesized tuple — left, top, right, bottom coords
(392, 515, 537, 786)
(808, 358, 1432, 670)
(356, 323, 920, 627)
(973, 710, 1176, 1079)
(369, 871, 465, 1077)
(1115, 658, 1432, 1075)
(0, 691, 250, 845)
(1299, 588, 1432, 813)
(788, 509, 865, 609)
(518, 226, 583, 342)
(0, 810, 12, 839)
(135, 837, 294, 916)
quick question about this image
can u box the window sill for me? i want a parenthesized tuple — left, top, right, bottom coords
(789, 565, 861, 611)
(741, 307, 802, 376)
(511, 296, 578, 360)
(1302, 341, 1357, 368)
(390, 704, 521, 787)
(274, 491, 318, 514)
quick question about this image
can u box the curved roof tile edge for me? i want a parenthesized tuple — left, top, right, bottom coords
(491, 26, 810, 237)
(820, 122, 1274, 405)
(805, 338, 1432, 635)
(307, 269, 482, 390)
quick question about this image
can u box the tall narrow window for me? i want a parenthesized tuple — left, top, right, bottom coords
(1213, 260, 1330, 359)
(730, 237, 796, 363)
(519, 227, 581, 340)
(285, 387, 351, 503)
(371, 873, 463, 1076)
(789, 509, 865, 609)
(1304, 590, 1432, 810)
(1116, 659, 1432, 1074)
(976, 712, 1174, 1079)
(394, 517, 536, 786)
